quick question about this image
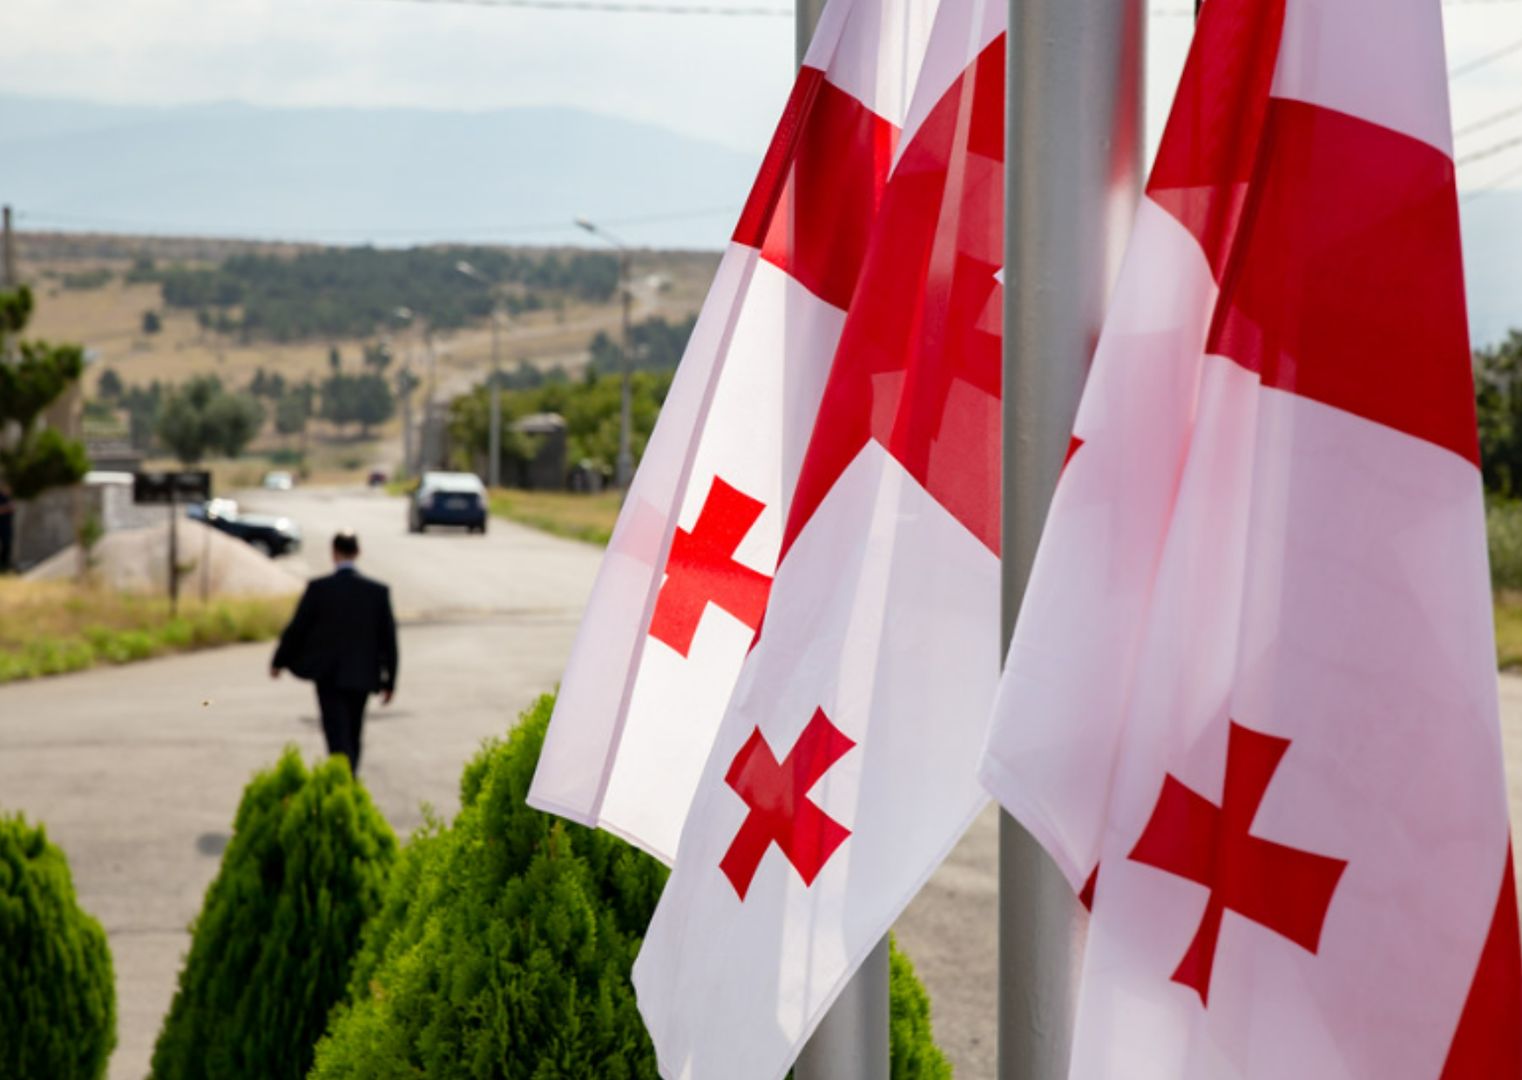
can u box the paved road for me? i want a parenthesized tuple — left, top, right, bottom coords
(3, 484, 1519, 1080)
(0, 487, 603, 1080)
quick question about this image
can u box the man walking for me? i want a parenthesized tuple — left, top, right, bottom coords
(271, 530, 398, 773)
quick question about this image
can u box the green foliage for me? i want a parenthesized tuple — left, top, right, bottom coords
(320, 373, 395, 436)
(451, 370, 672, 481)
(1489, 497, 1522, 592)
(275, 384, 315, 438)
(60, 268, 113, 291)
(3, 427, 91, 500)
(149, 751, 397, 1080)
(155, 376, 266, 463)
(313, 695, 953, 1079)
(0, 813, 116, 1079)
(1476, 331, 1522, 497)
(158, 246, 618, 344)
(888, 943, 952, 1080)
(311, 694, 670, 1079)
(96, 367, 124, 400)
(588, 314, 697, 376)
(0, 586, 295, 684)
(142, 309, 163, 335)
(0, 286, 91, 500)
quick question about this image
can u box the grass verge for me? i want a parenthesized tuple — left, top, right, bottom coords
(487, 489, 621, 546)
(0, 579, 294, 685)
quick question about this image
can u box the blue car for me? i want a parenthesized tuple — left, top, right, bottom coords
(408, 472, 488, 534)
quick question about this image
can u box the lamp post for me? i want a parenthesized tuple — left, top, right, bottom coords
(456, 261, 503, 489)
(574, 217, 635, 490)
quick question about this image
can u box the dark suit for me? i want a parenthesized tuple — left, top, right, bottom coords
(272, 566, 398, 772)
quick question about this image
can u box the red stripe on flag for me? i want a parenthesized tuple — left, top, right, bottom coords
(732, 67, 898, 311)
(1441, 846, 1522, 1077)
(784, 34, 1006, 557)
(1206, 99, 1478, 467)
(1146, 0, 1287, 278)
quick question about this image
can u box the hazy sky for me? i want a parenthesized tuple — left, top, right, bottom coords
(1, 0, 1519, 191)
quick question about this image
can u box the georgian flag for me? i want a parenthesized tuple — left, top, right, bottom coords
(632, 0, 1006, 1074)
(528, 0, 940, 862)
(980, 0, 1522, 1076)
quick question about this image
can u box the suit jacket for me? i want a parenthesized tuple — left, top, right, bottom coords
(273, 567, 398, 693)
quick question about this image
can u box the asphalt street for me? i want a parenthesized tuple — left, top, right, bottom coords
(2, 485, 1519, 1080)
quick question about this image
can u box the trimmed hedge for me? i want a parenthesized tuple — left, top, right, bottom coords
(312, 693, 952, 1079)
(0, 813, 116, 1080)
(150, 750, 397, 1080)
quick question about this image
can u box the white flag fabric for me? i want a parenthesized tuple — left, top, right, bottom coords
(633, 0, 1007, 1074)
(528, 0, 941, 862)
(981, 0, 1521, 1076)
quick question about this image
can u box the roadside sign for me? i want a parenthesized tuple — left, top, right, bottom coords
(133, 471, 211, 506)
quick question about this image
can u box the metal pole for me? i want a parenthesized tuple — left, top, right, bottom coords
(790, 0, 888, 1073)
(616, 253, 634, 489)
(489, 306, 502, 489)
(167, 493, 179, 617)
(1, 206, 15, 289)
(999, 1, 1145, 1077)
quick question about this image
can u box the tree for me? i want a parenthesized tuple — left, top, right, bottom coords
(320, 373, 394, 438)
(0, 814, 116, 1079)
(1476, 330, 1522, 496)
(156, 377, 266, 464)
(275, 385, 313, 439)
(361, 343, 392, 373)
(141, 310, 162, 335)
(0, 286, 91, 500)
(97, 367, 124, 401)
(328, 346, 342, 374)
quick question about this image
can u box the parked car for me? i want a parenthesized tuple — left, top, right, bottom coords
(367, 469, 389, 488)
(262, 470, 294, 491)
(187, 498, 303, 557)
(409, 472, 488, 534)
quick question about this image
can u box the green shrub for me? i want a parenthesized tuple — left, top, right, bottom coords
(1489, 497, 1522, 592)
(313, 694, 952, 1079)
(889, 942, 952, 1079)
(0, 813, 117, 1079)
(150, 750, 397, 1080)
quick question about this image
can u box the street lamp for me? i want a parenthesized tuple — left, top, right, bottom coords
(455, 261, 503, 490)
(574, 217, 634, 490)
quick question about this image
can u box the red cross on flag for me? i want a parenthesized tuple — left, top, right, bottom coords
(980, 0, 1522, 1075)
(633, 0, 1005, 1073)
(528, 0, 941, 862)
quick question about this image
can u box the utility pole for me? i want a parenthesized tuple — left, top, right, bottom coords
(489, 304, 502, 489)
(457, 262, 504, 488)
(789, 0, 890, 1073)
(572, 220, 636, 489)
(999, 1, 1145, 1078)
(617, 251, 633, 489)
(2, 205, 15, 289)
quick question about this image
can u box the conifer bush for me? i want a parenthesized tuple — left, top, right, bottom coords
(313, 693, 953, 1079)
(0, 814, 116, 1080)
(150, 750, 396, 1080)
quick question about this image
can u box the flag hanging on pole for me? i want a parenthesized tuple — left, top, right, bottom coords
(980, 0, 1521, 1075)
(527, 0, 941, 863)
(632, 0, 1006, 1073)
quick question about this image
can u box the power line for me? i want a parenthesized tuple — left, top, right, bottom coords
(1458, 131, 1522, 166)
(15, 204, 740, 241)
(1463, 159, 1522, 200)
(1451, 34, 1522, 78)
(1456, 100, 1522, 137)
(360, 0, 790, 16)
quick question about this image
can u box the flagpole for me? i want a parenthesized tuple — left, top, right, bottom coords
(999, 0, 1145, 1077)
(788, 0, 890, 1074)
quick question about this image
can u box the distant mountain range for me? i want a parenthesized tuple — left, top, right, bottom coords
(0, 94, 760, 251)
(0, 93, 1516, 344)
